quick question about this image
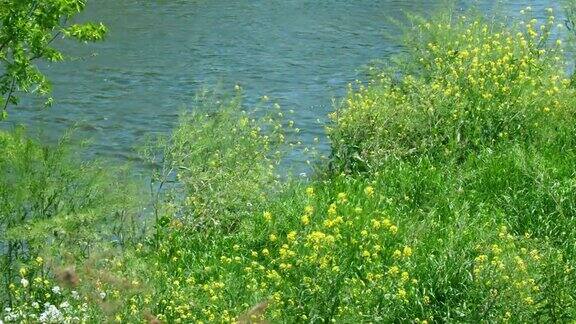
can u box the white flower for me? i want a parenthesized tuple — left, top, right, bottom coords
(51, 286, 61, 295)
(20, 278, 29, 288)
(32, 302, 40, 309)
(59, 301, 70, 309)
(99, 292, 106, 300)
(3, 309, 20, 322)
(71, 290, 80, 300)
(39, 304, 63, 323)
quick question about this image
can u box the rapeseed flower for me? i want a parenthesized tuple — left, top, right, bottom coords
(364, 186, 375, 197)
(306, 187, 315, 196)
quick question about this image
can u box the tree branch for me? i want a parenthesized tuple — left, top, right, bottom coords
(2, 76, 16, 113)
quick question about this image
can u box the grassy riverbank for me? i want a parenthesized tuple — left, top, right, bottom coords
(2, 6, 576, 323)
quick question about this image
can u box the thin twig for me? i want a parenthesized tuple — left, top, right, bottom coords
(2, 76, 16, 113)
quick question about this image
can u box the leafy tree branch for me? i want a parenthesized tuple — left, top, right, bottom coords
(0, 0, 107, 120)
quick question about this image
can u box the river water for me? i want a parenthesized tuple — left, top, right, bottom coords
(1, 0, 560, 168)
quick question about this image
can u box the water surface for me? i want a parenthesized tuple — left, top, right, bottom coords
(1, 0, 559, 167)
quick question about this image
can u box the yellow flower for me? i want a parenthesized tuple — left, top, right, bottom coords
(301, 214, 310, 225)
(263, 211, 272, 222)
(307, 231, 335, 247)
(389, 225, 398, 234)
(475, 254, 488, 262)
(515, 256, 527, 271)
(491, 244, 502, 254)
(269, 234, 277, 242)
(287, 231, 297, 242)
(423, 295, 430, 305)
(393, 249, 402, 259)
(387, 266, 400, 276)
(403, 246, 413, 257)
(401, 271, 410, 282)
(328, 203, 337, 216)
(364, 186, 375, 197)
(397, 288, 407, 300)
(529, 249, 541, 261)
(306, 187, 315, 196)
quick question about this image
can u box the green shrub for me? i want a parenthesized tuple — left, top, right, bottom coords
(142, 90, 289, 232)
(329, 9, 575, 173)
(0, 128, 137, 312)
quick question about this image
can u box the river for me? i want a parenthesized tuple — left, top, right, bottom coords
(0, 0, 560, 170)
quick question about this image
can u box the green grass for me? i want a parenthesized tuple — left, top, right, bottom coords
(0, 128, 139, 322)
(1, 5, 576, 323)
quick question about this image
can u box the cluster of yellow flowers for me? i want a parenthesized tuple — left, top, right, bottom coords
(87, 9, 576, 323)
(329, 7, 575, 170)
(116, 183, 428, 323)
(420, 12, 567, 117)
(472, 225, 547, 318)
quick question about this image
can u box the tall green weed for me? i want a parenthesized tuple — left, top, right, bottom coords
(0, 128, 138, 311)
